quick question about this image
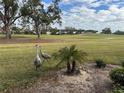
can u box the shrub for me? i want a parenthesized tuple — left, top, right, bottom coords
(112, 85, 124, 93)
(121, 61, 124, 68)
(112, 89, 124, 93)
(110, 68, 124, 86)
(95, 59, 106, 68)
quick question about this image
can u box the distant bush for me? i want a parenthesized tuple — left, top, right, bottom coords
(101, 28, 112, 34)
(12, 27, 22, 34)
(24, 30, 34, 34)
(50, 28, 59, 35)
(84, 30, 98, 33)
(110, 68, 124, 86)
(113, 31, 124, 35)
(95, 59, 106, 68)
(121, 61, 124, 68)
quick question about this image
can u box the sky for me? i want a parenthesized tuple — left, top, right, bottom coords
(43, 0, 124, 32)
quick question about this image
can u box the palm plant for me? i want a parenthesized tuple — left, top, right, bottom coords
(53, 45, 87, 74)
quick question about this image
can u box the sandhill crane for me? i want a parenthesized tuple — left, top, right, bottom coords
(34, 44, 41, 70)
(39, 47, 51, 62)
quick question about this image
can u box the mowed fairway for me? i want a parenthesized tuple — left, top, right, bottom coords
(0, 34, 124, 92)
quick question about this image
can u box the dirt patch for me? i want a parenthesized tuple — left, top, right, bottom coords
(0, 38, 62, 44)
(6, 63, 119, 93)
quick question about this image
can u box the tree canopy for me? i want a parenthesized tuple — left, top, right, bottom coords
(21, 0, 61, 38)
(101, 28, 112, 34)
(0, 0, 21, 39)
(0, 0, 62, 39)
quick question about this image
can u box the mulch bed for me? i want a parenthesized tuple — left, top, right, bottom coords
(0, 38, 62, 44)
(4, 63, 119, 93)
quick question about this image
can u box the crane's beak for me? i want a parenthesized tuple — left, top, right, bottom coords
(35, 44, 38, 47)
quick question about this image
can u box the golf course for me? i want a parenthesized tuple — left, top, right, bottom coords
(0, 34, 124, 92)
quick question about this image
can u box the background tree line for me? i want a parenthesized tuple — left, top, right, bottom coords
(1, 25, 124, 35)
(0, 0, 124, 38)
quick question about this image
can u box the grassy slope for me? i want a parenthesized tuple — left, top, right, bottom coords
(0, 34, 124, 92)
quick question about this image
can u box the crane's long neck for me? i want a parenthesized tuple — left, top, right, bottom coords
(40, 48, 43, 56)
(36, 46, 39, 57)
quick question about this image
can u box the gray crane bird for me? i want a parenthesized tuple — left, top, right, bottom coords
(34, 44, 41, 70)
(39, 47, 51, 62)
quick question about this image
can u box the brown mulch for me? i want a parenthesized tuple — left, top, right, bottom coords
(4, 63, 120, 93)
(0, 38, 62, 44)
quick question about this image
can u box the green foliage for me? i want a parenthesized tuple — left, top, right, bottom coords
(0, 0, 20, 39)
(111, 85, 124, 93)
(47, 0, 62, 24)
(12, 27, 21, 34)
(24, 30, 33, 35)
(53, 45, 87, 73)
(121, 61, 124, 68)
(113, 31, 124, 35)
(50, 28, 59, 35)
(110, 68, 124, 86)
(20, 5, 31, 17)
(112, 88, 124, 93)
(21, 0, 62, 38)
(84, 30, 98, 33)
(101, 28, 112, 34)
(53, 45, 87, 65)
(95, 59, 106, 68)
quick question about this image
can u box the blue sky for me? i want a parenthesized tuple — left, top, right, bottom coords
(43, 0, 124, 32)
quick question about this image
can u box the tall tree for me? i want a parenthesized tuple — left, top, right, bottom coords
(21, 0, 61, 38)
(101, 28, 112, 34)
(0, 0, 22, 39)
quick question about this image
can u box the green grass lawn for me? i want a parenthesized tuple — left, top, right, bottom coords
(0, 34, 124, 92)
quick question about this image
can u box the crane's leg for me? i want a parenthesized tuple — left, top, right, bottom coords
(38, 65, 41, 71)
(36, 66, 38, 71)
(40, 59, 44, 70)
(46, 59, 49, 62)
(36, 65, 41, 71)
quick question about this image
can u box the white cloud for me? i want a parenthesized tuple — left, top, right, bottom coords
(61, 0, 101, 8)
(42, 2, 50, 9)
(58, 1, 124, 32)
(63, 0, 70, 2)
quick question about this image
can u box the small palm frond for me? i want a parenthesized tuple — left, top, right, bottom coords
(53, 45, 88, 66)
(73, 50, 87, 62)
(53, 47, 70, 61)
(69, 45, 87, 62)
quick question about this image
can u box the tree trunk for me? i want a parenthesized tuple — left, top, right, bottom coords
(37, 31, 40, 39)
(5, 26, 11, 39)
(67, 61, 71, 74)
(36, 26, 40, 38)
(71, 60, 76, 73)
(35, 21, 41, 39)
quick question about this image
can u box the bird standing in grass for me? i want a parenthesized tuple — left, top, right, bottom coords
(39, 47, 51, 62)
(34, 44, 41, 70)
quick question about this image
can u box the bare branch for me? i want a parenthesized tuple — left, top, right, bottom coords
(10, 15, 22, 25)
